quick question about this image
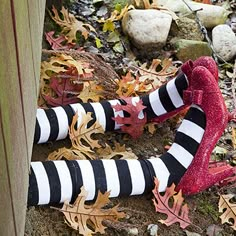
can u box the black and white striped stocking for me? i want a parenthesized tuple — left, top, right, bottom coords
(35, 73, 188, 144)
(28, 105, 206, 206)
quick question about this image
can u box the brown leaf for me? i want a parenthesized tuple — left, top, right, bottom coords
(69, 112, 104, 152)
(96, 142, 138, 160)
(112, 98, 147, 139)
(49, 6, 96, 43)
(78, 83, 104, 102)
(218, 194, 236, 230)
(48, 147, 95, 161)
(232, 127, 236, 150)
(138, 58, 178, 89)
(152, 178, 191, 229)
(52, 187, 125, 235)
(145, 123, 157, 135)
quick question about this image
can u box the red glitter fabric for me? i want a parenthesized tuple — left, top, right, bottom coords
(151, 56, 218, 123)
(176, 66, 234, 195)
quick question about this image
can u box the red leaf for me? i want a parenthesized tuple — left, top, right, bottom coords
(45, 31, 75, 50)
(112, 98, 147, 139)
(152, 178, 191, 229)
(43, 69, 83, 106)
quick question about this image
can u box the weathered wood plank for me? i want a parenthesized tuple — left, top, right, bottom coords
(0, 0, 45, 235)
(0, 108, 16, 236)
(13, 0, 37, 164)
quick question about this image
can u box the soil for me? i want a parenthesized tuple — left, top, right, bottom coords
(25, 0, 236, 235)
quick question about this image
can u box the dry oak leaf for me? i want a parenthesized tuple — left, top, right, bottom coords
(78, 83, 104, 102)
(53, 187, 125, 235)
(45, 31, 75, 50)
(138, 58, 178, 89)
(112, 98, 147, 139)
(152, 178, 192, 229)
(41, 54, 93, 80)
(96, 142, 138, 160)
(48, 147, 95, 161)
(69, 112, 104, 152)
(42, 73, 83, 106)
(49, 6, 96, 43)
(218, 194, 236, 230)
(115, 72, 139, 97)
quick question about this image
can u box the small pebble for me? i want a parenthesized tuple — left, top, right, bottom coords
(127, 227, 139, 235)
(147, 224, 158, 236)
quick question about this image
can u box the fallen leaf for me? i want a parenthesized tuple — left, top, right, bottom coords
(113, 42, 124, 54)
(185, 230, 201, 236)
(218, 194, 236, 230)
(152, 178, 191, 229)
(96, 142, 138, 159)
(112, 98, 147, 139)
(137, 58, 178, 89)
(48, 147, 95, 160)
(95, 37, 103, 48)
(45, 31, 75, 50)
(206, 224, 223, 236)
(232, 127, 236, 150)
(42, 73, 82, 106)
(78, 83, 104, 102)
(52, 187, 125, 235)
(69, 112, 104, 152)
(49, 6, 96, 43)
(145, 123, 157, 135)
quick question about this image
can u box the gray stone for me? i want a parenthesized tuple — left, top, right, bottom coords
(147, 224, 159, 236)
(127, 227, 139, 235)
(122, 9, 172, 49)
(172, 39, 212, 62)
(157, 0, 230, 28)
(212, 24, 236, 61)
(170, 17, 203, 41)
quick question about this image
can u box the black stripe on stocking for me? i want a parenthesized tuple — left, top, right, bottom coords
(28, 167, 39, 206)
(115, 160, 132, 196)
(174, 132, 199, 156)
(90, 160, 107, 199)
(100, 101, 115, 131)
(141, 94, 157, 120)
(175, 73, 188, 98)
(66, 160, 83, 203)
(63, 105, 75, 127)
(184, 107, 206, 129)
(44, 109, 59, 141)
(42, 162, 61, 204)
(34, 118, 40, 143)
(139, 159, 156, 193)
(158, 84, 176, 112)
(160, 152, 186, 186)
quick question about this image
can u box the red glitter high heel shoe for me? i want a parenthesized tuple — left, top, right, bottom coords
(176, 66, 235, 195)
(152, 56, 218, 123)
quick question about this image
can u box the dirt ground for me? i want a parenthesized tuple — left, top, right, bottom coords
(25, 120, 236, 236)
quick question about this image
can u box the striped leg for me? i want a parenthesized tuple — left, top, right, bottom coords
(28, 105, 206, 206)
(35, 73, 188, 144)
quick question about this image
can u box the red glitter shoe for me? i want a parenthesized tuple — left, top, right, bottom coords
(152, 56, 218, 123)
(176, 66, 235, 195)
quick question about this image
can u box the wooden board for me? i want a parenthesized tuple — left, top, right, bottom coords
(0, 0, 45, 235)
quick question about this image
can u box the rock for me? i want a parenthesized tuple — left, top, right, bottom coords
(212, 24, 236, 62)
(122, 9, 172, 49)
(170, 17, 203, 41)
(147, 224, 158, 236)
(172, 39, 212, 62)
(157, 0, 230, 28)
(127, 227, 139, 235)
